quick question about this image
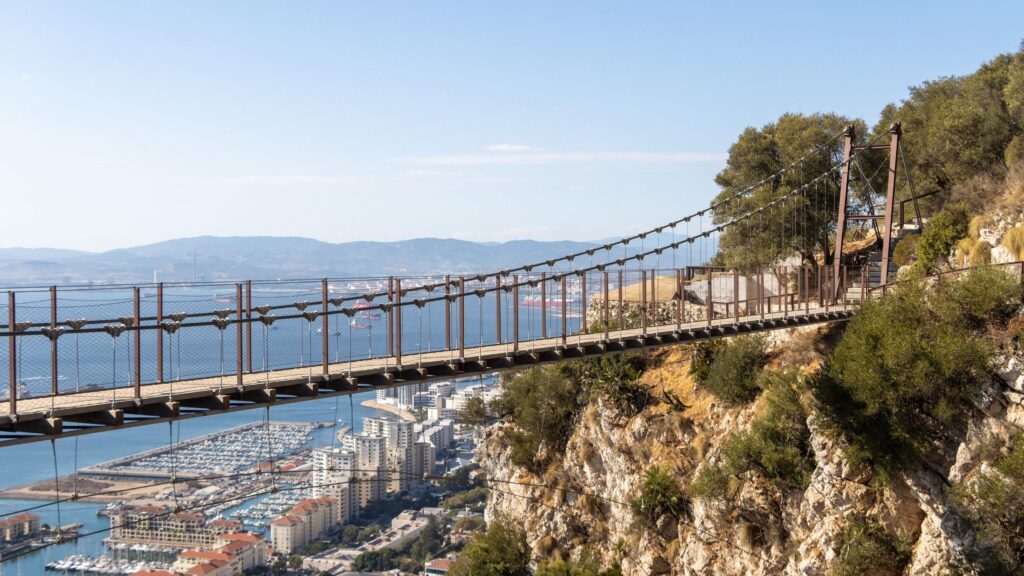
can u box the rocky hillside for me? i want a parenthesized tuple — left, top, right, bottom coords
(477, 278, 1024, 575)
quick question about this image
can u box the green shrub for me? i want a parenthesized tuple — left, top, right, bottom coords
(691, 370, 814, 497)
(449, 518, 531, 576)
(559, 354, 649, 416)
(933, 265, 1021, 329)
(914, 203, 970, 273)
(441, 486, 488, 510)
(831, 517, 911, 576)
(493, 366, 586, 472)
(631, 465, 689, 528)
(688, 462, 731, 500)
(689, 339, 726, 384)
(700, 335, 769, 404)
(892, 234, 918, 267)
(820, 268, 1018, 484)
(496, 356, 654, 472)
(460, 396, 488, 426)
(949, 434, 1024, 573)
(721, 371, 814, 490)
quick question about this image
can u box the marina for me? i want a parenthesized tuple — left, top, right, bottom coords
(81, 422, 317, 479)
(44, 555, 172, 575)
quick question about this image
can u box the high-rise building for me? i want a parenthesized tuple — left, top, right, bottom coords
(311, 448, 357, 524)
(346, 433, 386, 507)
(362, 418, 418, 491)
(269, 498, 338, 554)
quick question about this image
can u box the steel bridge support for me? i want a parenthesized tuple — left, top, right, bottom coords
(833, 122, 902, 299)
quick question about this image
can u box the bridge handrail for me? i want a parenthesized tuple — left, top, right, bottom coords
(866, 260, 1024, 296)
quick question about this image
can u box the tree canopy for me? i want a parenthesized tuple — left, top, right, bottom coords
(711, 112, 865, 268)
(448, 518, 531, 576)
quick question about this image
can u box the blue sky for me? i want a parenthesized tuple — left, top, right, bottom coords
(1, 1, 1021, 252)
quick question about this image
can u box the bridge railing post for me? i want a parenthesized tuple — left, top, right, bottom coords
(458, 277, 466, 361)
(640, 270, 648, 336)
(733, 269, 739, 322)
(541, 272, 547, 339)
(581, 270, 588, 334)
(603, 271, 610, 340)
(513, 275, 520, 353)
(134, 286, 141, 401)
(759, 267, 765, 321)
(444, 275, 451, 352)
(321, 279, 329, 379)
(706, 269, 712, 327)
(675, 269, 681, 329)
(395, 278, 402, 367)
(860, 265, 866, 303)
(387, 277, 394, 358)
(560, 275, 567, 346)
(782, 268, 788, 318)
(680, 268, 687, 328)
(237, 283, 244, 387)
(245, 280, 253, 374)
(805, 267, 811, 314)
(7, 291, 16, 417)
(843, 267, 848, 311)
(495, 275, 502, 345)
(157, 283, 164, 382)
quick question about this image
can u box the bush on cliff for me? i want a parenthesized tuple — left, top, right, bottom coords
(689, 339, 726, 385)
(493, 366, 584, 472)
(820, 267, 1019, 484)
(536, 551, 621, 576)
(496, 355, 652, 472)
(449, 518, 531, 576)
(631, 465, 689, 528)
(560, 354, 650, 416)
(913, 203, 969, 273)
(831, 517, 911, 576)
(698, 335, 769, 404)
(690, 370, 814, 498)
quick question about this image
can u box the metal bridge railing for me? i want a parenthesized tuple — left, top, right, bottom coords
(0, 264, 872, 420)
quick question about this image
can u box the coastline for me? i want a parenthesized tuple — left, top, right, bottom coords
(0, 477, 167, 504)
(361, 400, 418, 422)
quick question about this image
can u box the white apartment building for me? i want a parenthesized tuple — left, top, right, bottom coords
(311, 448, 357, 524)
(364, 418, 418, 492)
(270, 498, 338, 554)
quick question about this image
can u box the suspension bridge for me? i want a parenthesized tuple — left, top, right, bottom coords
(0, 124, 924, 447)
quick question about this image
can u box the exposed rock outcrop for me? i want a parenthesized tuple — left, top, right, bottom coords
(479, 326, 1024, 575)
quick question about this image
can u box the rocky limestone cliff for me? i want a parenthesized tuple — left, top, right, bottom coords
(478, 325, 1024, 575)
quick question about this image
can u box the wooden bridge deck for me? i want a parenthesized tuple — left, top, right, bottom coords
(0, 303, 853, 446)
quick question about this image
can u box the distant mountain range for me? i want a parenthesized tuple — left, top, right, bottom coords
(0, 236, 604, 287)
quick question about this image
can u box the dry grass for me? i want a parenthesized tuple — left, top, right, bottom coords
(955, 237, 992, 266)
(997, 163, 1024, 211)
(638, 347, 716, 422)
(1000, 226, 1024, 260)
(593, 274, 683, 303)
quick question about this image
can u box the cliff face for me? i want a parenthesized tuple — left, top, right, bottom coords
(479, 326, 1024, 575)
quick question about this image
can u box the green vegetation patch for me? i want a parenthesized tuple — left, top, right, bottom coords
(494, 355, 650, 472)
(913, 203, 969, 273)
(536, 551, 622, 576)
(449, 517, 532, 576)
(831, 517, 912, 576)
(630, 464, 689, 529)
(697, 335, 769, 405)
(818, 267, 1020, 485)
(690, 370, 814, 499)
